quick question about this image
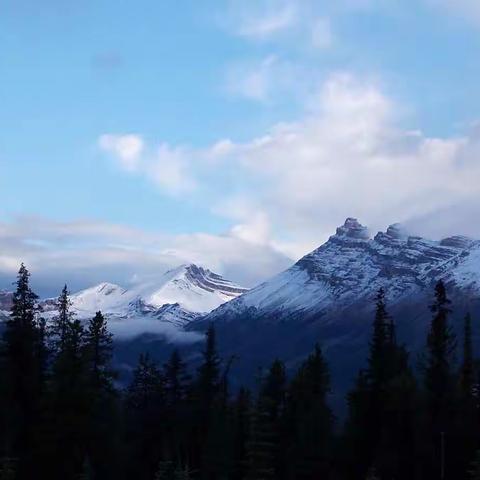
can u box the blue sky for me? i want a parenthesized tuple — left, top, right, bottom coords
(2, 0, 480, 294)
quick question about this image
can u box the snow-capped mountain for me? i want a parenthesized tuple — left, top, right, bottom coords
(42, 264, 247, 330)
(204, 218, 480, 324)
(1, 264, 246, 337)
(193, 218, 480, 405)
(0, 290, 13, 310)
(67, 264, 246, 319)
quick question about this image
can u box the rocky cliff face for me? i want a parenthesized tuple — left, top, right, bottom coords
(204, 218, 480, 324)
(194, 219, 480, 407)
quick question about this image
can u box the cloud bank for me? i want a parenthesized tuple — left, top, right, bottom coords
(97, 73, 480, 258)
(0, 216, 291, 297)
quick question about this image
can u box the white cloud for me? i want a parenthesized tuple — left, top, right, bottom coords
(226, 55, 279, 102)
(207, 73, 480, 252)
(101, 73, 480, 258)
(310, 18, 333, 49)
(223, 0, 335, 49)
(148, 144, 196, 195)
(235, 2, 297, 39)
(0, 216, 291, 296)
(225, 55, 316, 103)
(98, 134, 143, 171)
(98, 135, 196, 196)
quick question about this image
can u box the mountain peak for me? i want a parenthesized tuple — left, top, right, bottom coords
(385, 223, 407, 240)
(334, 217, 369, 240)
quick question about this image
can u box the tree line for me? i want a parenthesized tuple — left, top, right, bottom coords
(1, 264, 480, 479)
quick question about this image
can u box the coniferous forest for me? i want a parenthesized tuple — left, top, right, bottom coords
(2, 264, 480, 480)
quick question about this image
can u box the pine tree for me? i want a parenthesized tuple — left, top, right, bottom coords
(52, 284, 74, 352)
(0, 457, 16, 480)
(49, 285, 89, 480)
(424, 280, 456, 413)
(469, 450, 480, 480)
(202, 357, 236, 480)
(125, 353, 165, 480)
(84, 311, 114, 392)
(77, 456, 94, 480)
(368, 288, 391, 388)
(196, 324, 221, 415)
(246, 359, 286, 480)
(190, 324, 222, 474)
(174, 465, 193, 480)
(460, 313, 475, 399)
(344, 288, 419, 479)
(423, 280, 457, 479)
(232, 388, 251, 480)
(83, 311, 119, 480)
(163, 349, 190, 406)
(456, 312, 478, 480)
(162, 349, 191, 467)
(286, 344, 334, 479)
(2, 264, 44, 478)
(154, 460, 175, 480)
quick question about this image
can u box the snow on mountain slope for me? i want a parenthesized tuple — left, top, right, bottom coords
(58, 264, 248, 328)
(130, 264, 247, 313)
(0, 290, 13, 316)
(205, 218, 480, 323)
(0, 265, 247, 339)
(69, 282, 129, 316)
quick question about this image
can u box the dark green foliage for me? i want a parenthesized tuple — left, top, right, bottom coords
(0, 457, 16, 480)
(246, 359, 286, 480)
(469, 451, 480, 480)
(196, 323, 221, 415)
(461, 313, 475, 398)
(3, 265, 480, 479)
(125, 352, 165, 480)
(232, 388, 251, 480)
(1, 264, 45, 478)
(423, 280, 459, 478)
(424, 280, 456, 420)
(344, 288, 419, 479)
(285, 345, 334, 479)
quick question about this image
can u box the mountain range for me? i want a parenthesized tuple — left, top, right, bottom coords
(191, 217, 480, 405)
(3, 218, 480, 405)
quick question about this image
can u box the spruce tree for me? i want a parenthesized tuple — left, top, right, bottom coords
(163, 349, 190, 407)
(286, 344, 334, 480)
(460, 313, 475, 399)
(0, 457, 15, 480)
(423, 280, 457, 479)
(196, 324, 221, 415)
(368, 288, 391, 388)
(457, 312, 478, 479)
(344, 369, 371, 478)
(469, 450, 480, 480)
(84, 311, 114, 392)
(83, 311, 119, 480)
(2, 264, 44, 478)
(125, 353, 165, 480)
(162, 349, 191, 467)
(191, 324, 221, 474)
(344, 288, 418, 479)
(53, 284, 73, 352)
(49, 286, 89, 480)
(246, 359, 286, 480)
(424, 280, 456, 414)
(232, 388, 251, 480)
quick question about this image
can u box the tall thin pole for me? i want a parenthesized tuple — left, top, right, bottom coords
(440, 431, 445, 480)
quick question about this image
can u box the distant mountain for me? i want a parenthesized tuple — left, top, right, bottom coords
(203, 218, 480, 324)
(192, 218, 480, 405)
(1, 264, 247, 337)
(0, 290, 13, 310)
